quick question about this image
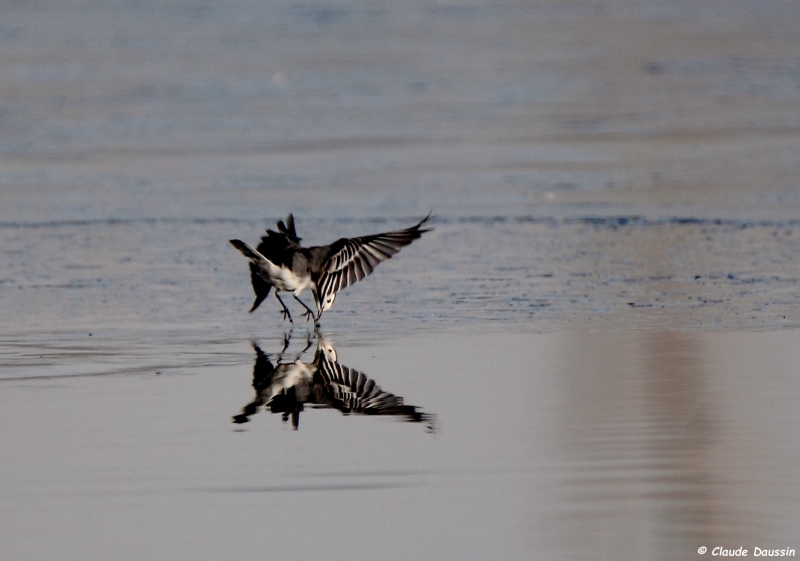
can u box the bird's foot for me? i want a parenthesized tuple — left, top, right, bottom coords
(299, 334, 314, 354)
(281, 329, 293, 354)
(280, 307, 293, 323)
(301, 308, 314, 321)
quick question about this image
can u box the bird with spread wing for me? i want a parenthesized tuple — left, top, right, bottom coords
(229, 213, 431, 324)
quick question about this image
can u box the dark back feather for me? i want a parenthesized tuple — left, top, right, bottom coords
(245, 215, 303, 312)
(277, 213, 301, 243)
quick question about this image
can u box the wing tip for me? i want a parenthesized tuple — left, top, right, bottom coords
(278, 213, 301, 242)
(415, 210, 434, 232)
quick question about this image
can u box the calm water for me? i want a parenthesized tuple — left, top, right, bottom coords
(2, 0, 800, 559)
(2, 331, 799, 560)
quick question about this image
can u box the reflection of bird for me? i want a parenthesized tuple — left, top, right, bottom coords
(229, 213, 431, 324)
(233, 338, 435, 431)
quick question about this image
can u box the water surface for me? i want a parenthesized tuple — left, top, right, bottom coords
(2, 331, 799, 560)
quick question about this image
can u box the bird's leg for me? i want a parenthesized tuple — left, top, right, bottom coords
(281, 328, 293, 356)
(299, 333, 314, 355)
(291, 335, 314, 362)
(274, 292, 293, 323)
(293, 294, 315, 321)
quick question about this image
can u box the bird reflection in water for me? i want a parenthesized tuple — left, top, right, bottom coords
(233, 335, 435, 432)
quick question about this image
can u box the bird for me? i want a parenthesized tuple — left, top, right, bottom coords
(229, 212, 431, 324)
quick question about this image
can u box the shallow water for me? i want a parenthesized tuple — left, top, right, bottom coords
(2, 331, 799, 560)
(2, 0, 800, 559)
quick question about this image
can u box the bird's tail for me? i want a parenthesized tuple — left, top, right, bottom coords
(230, 239, 282, 281)
(229, 239, 262, 260)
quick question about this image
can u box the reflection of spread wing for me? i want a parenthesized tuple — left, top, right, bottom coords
(316, 214, 431, 306)
(317, 350, 433, 426)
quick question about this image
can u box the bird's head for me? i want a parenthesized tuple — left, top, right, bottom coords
(318, 339, 337, 363)
(321, 293, 336, 312)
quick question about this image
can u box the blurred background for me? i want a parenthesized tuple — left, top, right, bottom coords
(3, 0, 800, 222)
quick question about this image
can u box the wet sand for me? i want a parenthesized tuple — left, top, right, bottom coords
(2, 0, 800, 559)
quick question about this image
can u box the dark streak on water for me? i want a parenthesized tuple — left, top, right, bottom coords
(7, 214, 800, 230)
(199, 482, 422, 493)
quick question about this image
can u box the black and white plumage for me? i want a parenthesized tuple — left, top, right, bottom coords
(240, 215, 302, 317)
(229, 213, 431, 324)
(232, 338, 435, 431)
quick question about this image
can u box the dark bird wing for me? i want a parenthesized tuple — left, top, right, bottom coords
(315, 213, 431, 308)
(277, 213, 301, 243)
(232, 343, 277, 424)
(243, 214, 303, 312)
(250, 342, 276, 389)
(248, 262, 272, 312)
(256, 217, 302, 265)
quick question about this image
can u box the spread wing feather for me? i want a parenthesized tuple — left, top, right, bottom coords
(316, 348, 434, 425)
(316, 215, 431, 307)
(318, 353, 407, 413)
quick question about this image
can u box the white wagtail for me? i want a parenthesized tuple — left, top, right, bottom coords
(229, 213, 431, 324)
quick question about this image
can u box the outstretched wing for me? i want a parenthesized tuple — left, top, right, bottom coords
(315, 214, 431, 309)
